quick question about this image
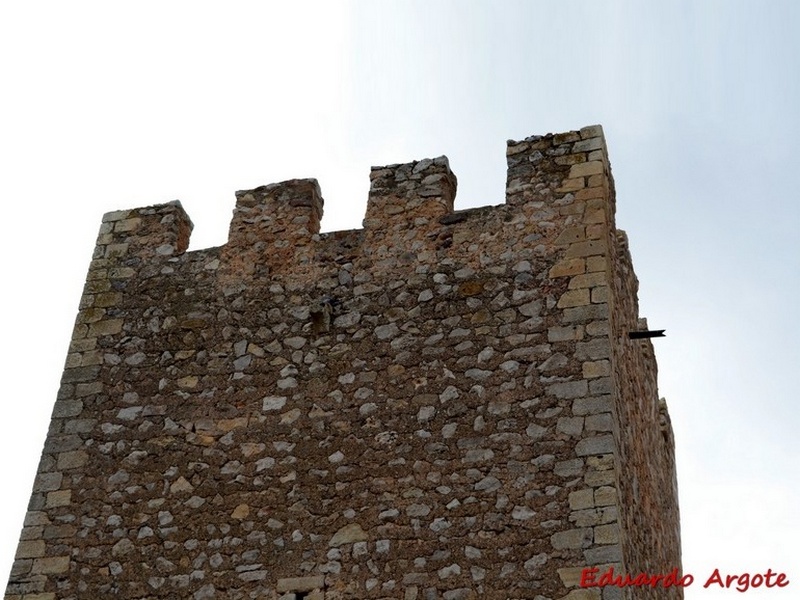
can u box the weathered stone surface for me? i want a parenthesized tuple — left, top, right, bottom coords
(576, 435, 615, 456)
(30, 556, 69, 575)
(329, 523, 368, 547)
(551, 528, 593, 550)
(14, 541, 45, 560)
(276, 576, 325, 592)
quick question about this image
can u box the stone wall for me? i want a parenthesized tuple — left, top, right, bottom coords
(5, 125, 681, 600)
(608, 231, 683, 598)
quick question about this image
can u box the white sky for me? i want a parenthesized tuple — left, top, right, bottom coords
(1, 2, 798, 598)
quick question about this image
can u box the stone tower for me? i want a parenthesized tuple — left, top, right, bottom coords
(5, 125, 681, 600)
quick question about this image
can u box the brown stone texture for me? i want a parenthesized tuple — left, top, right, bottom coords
(5, 125, 681, 599)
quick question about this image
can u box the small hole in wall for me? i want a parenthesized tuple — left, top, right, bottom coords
(309, 296, 340, 334)
(309, 309, 329, 334)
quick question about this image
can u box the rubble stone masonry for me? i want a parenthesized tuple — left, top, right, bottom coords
(5, 125, 681, 599)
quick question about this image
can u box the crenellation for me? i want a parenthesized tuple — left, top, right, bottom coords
(97, 200, 193, 263)
(504, 128, 609, 210)
(365, 157, 457, 224)
(4, 125, 682, 600)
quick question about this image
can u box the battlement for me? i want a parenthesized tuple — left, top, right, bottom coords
(93, 125, 613, 288)
(5, 125, 681, 600)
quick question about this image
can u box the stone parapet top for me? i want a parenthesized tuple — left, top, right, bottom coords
(90, 125, 611, 275)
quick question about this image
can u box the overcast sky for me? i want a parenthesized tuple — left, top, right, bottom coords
(1, 2, 798, 597)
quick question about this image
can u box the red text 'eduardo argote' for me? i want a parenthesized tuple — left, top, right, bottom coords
(581, 566, 790, 593)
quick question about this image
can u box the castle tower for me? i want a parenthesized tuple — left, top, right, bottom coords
(5, 126, 681, 600)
